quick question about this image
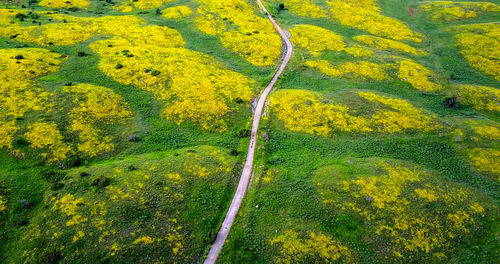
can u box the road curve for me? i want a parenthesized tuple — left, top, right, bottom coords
(203, 1, 293, 264)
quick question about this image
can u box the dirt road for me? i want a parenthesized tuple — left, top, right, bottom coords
(203, 1, 293, 264)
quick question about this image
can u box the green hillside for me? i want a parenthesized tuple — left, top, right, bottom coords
(0, 0, 498, 263)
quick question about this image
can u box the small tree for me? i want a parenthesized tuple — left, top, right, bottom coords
(443, 97, 459, 109)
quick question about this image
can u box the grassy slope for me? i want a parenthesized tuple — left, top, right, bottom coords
(6, 146, 241, 263)
(218, 0, 500, 263)
(0, 0, 498, 263)
(0, 0, 276, 262)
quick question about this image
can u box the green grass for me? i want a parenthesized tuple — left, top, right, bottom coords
(219, 0, 500, 263)
(4, 146, 241, 263)
(0, 0, 273, 261)
(0, 0, 499, 263)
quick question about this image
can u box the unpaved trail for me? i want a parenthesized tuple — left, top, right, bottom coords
(203, 1, 293, 264)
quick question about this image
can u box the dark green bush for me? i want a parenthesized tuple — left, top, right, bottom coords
(92, 176, 110, 188)
(40, 250, 62, 264)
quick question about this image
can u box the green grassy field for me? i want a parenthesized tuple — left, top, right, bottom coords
(0, 0, 275, 262)
(0, 0, 499, 263)
(218, 0, 500, 263)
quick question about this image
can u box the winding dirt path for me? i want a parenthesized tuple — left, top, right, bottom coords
(203, 1, 293, 264)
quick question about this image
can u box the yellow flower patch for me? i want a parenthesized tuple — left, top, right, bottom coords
(353, 35, 427, 56)
(64, 83, 132, 157)
(0, 6, 274, 145)
(466, 121, 500, 141)
(470, 203, 486, 214)
(0, 195, 6, 211)
(0, 121, 17, 149)
(358, 91, 440, 133)
(0, 10, 91, 46)
(344, 45, 374, 57)
(52, 194, 88, 227)
(452, 84, 500, 112)
(195, 0, 282, 66)
(315, 160, 492, 260)
(280, 0, 327, 18)
(113, 3, 134, 13)
(269, 89, 371, 137)
(419, 1, 500, 22)
(0, 48, 65, 149)
(0, 11, 185, 47)
(130, 0, 173, 10)
(289, 24, 345, 56)
(182, 149, 233, 178)
(72, 230, 85, 243)
(20, 146, 234, 262)
(262, 169, 274, 183)
(397, 59, 442, 92)
(25, 122, 72, 163)
(289, 25, 377, 58)
(415, 188, 439, 202)
(269, 90, 439, 137)
(90, 37, 254, 132)
(306, 60, 390, 81)
(326, 0, 423, 42)
(162, 6, 193, 19)
(112, 0, 174, 11)
(38, 0, 90, 9)
(64, 84, 132, 122)
(468, 148, 500, 180)
(132, 236, 155, 245)
(270, 230, 351, 264)
(166, 173, 183, 184)
(453, 23, 500, 81)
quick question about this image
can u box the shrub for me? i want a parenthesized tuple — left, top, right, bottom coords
(40, 249, 62, 264)
(443, 97, 459, 109)
(238, 129, 251, 138)
(13, 138, 29, 147)
(51, 182, 65, 191)
(20, 200, 30, 208)
(128, 135, 139, 142)
(91, 176, 110, 188)
(80, 172, 90, 177)
(41, 170, 66, 183)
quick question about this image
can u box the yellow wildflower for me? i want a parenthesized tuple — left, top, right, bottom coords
(306, 60, 390, 81)
(133, 236, 155, 245)
(270, 230, 351, 264)
(452, 84, 500, 112)
(419, 1, 500, 22)
(25, 122, 72, 163)
(194, 0, 282, 66)
(39, 0, 90, 9)
(453, 23, 500, 81)
(290, 25, 345, 56)
(353, 35, 427, 55)
(162, 6, 193, 19)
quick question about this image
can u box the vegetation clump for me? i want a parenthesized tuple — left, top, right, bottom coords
(195, 0, 282, 66)
(313, 159, 497, 261)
